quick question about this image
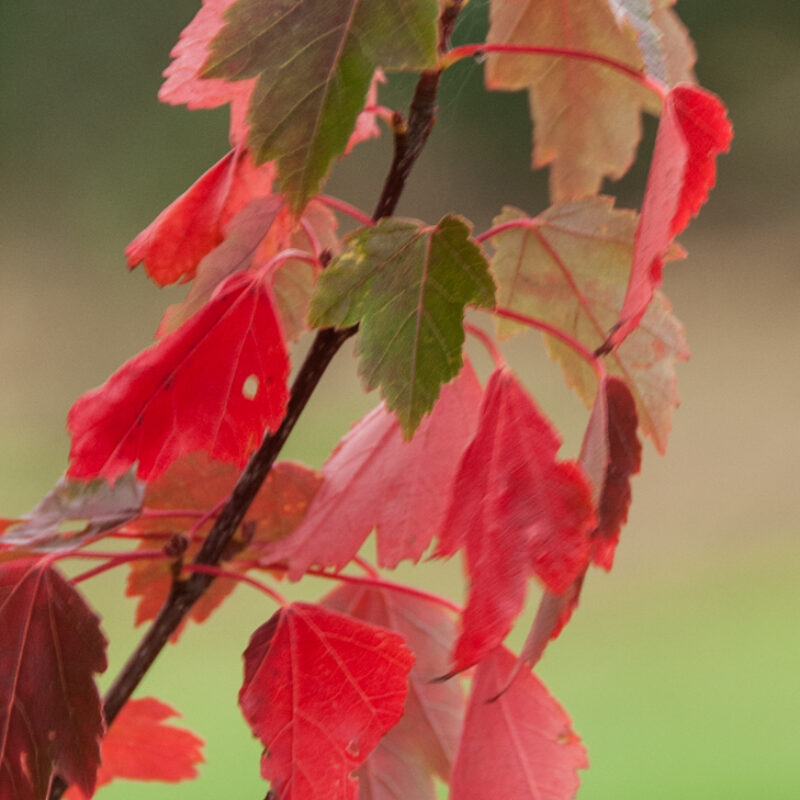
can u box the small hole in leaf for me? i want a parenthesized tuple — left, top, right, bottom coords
(346, 739, 360, 756)
(243, 375, 259, 400)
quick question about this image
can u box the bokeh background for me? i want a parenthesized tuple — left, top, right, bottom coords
(1, 1, 798, 797)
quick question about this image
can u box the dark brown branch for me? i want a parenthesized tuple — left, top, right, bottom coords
(49, 8, 459, 797)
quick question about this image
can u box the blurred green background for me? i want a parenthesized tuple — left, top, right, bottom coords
(1, 1, 798, 797)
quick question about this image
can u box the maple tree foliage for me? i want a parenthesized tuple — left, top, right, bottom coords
(0, 0, 731, 798)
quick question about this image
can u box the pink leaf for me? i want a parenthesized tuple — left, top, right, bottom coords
(322, 584, 465, 800)
(269, 362, 482, 576)
(158, 0, 255, 146)
(605, 85, 732, 348)
(0, 559, 107, 799)
(67, 270, 289, 481)
(64, 697, 204, 799)
(239, 603, 414, 800)
(435, 368, 595, 673)
(449, 646, 587, 800)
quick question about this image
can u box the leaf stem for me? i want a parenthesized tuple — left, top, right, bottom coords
(492, 305, 605, 383)
(318, 195, 375, 227)
(465, 322, 505, 368)
(69, 550, 167, 585)
(443, 43, 666, 97)
(183, 563, 288, 606)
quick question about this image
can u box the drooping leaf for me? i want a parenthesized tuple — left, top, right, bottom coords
(0, 559, 107, 799)
(239, 602, 414, 800)
(125, 454, 320, 635)
(63, 698, 204, 799)
(486, 0, 660, 200)
(159, 0, 255, 146)
(449, 646, 587, 800)
(605, 85, 732, 348)
(268, 361, 482, 576)
(126, 147, 275, 286)
(201, 0, 439, 210)
(512, 376, 641, 678)
(580, 375, 642, 569)
(0, 471, 143, 554)
(322, 584, 464, 800)
(67, 270, 289, 481)
(311, 215, 495, 437)
(489, 198, 688, 452)
(435, 368, 595, 673)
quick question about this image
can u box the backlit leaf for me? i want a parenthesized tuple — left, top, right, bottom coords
(0, 471, 143, 554)
(435, 368, 595, 673)
(239, 602, 414, 799)
(64, 697, 204, 799)
(606, 85, 732, 348)
(322, 584, 464, 800)
(126, 147, 274, 286)
(449, 646, 587, 800)
(311, 215, 495, 437)
(268, 361, 482, 576)
(486, 0, 660, 200)
(67, 270, 289, 481)
(0, 559, 107, 799)
(202, 0, 439, 210)
(489, 199, 688, 452)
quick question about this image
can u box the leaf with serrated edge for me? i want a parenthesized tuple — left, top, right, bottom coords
(125, 454, 320, 638)
(435, 368, 595, 673)
(268, 361, 482, 577)
(64, 697, 204, 799)
(322, 584, 464, 800)
(67, 269, 289, 481)
(0, 470, 143, 553)
(489, 198, 688, 452)
(486, 0, 660, 201)
(202, 0, 438, 210)
(311, 215, 495, 437)
(606, 85, 732, 348)
(239, 602, 414, 799)
(0, 559, 107, 798)
(449, 646, 587, 800)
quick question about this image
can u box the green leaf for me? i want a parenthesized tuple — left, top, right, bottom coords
(311, 215, 495, 437)
(202, 0, 439, 211)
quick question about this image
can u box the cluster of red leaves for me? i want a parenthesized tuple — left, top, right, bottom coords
(0, 0, 731, 798)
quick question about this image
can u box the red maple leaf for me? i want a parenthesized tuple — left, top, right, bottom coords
(67, 269, 289, 481)
(0, 558, 107, 799)
(605, 84, 732, 348)
(126, 147, 275, 286)
(268, 362, 482, 576)
(449, 646, 587, 800)
(322, 584, 465, 800)
(239, 602, 414, 800)
(512, 376, 642, 678)
(435, 367, 595, 673)
(64, 697, 204, 799)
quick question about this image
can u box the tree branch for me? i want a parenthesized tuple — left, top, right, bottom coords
(48, 12, 455, 797)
